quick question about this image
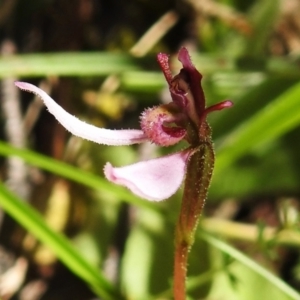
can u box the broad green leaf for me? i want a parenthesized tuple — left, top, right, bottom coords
(121, 209, 173, 299)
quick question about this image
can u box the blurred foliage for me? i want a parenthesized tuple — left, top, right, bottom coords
(0, 0, 300, 299)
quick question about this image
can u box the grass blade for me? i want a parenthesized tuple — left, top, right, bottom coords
(0, 140, 156, 210)
(0, 182, 123, 300)
(215, 81, 300, 174)
(200, 231, 300, 300)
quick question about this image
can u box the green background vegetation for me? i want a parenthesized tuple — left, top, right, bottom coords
(0, 0, 300, 299)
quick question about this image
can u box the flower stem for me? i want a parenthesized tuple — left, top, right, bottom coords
(173, 234, 189, 300)
(173, 140, 214, 299)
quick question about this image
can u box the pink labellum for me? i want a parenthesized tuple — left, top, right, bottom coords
(140, 105, 186, 146)
(15, 82, 148, 146)
(104, 149, 192, 201)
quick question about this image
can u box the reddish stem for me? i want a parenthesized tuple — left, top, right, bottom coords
(174, 228, 189, 300)
(173, 140, 215, 299)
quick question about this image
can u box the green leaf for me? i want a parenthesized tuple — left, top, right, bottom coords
(214, 81, 300, 176)
(121, 209, 173, 298)
(0, 182, 122, 300)
(201, 232, 300, 300)
(0, 140, 156, 211)
(0, 52, 139, 77)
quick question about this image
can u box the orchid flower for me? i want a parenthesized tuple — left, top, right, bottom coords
(15, 48, 233, 299)
(15, 48, 231, 203)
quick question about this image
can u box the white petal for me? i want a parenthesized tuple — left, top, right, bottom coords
(104, 150, 191, 201)
(15, 82, 147, 145)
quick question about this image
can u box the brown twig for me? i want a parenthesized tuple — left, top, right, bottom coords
(1, 40, 30, 201)
(130, 10, 179, 57)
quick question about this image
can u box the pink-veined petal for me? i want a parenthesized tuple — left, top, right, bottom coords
(104, 149, 192, 201)
(15, 82, 148, 146)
